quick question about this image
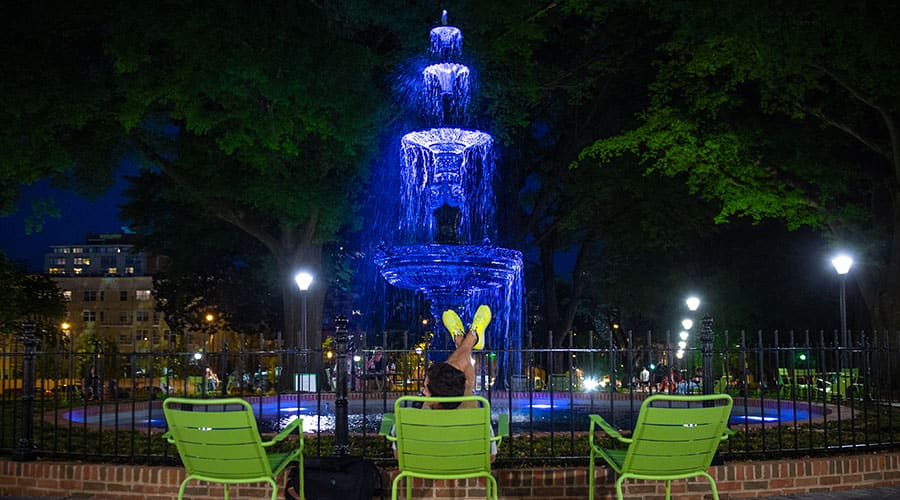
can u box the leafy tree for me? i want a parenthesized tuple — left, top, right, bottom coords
(463, 1, 721, 342)
(1, 3, 411, 383)
(577, 1, 900, 331)
(0, 253, 66, 338)
(0, 3, 121, 226)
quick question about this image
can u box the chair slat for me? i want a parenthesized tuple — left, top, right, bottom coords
(637, 423, 725, 441)
(399, 423, 489, 442)
(400, 453, 489, 474)
(166, 409, 259, 430)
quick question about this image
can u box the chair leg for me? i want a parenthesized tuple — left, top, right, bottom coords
(178, 478, 190, 500)
(588, 452, 595, 500)
(487, 474, 499, 500)
(665, 479, 671, 500)
(702, 472, 720, 500)
(615, 476, 626, 500)
(392, 473, 402, 500)
(224, 483, 230, 500)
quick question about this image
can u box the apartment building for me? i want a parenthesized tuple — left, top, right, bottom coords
(45, 233, 171, 350)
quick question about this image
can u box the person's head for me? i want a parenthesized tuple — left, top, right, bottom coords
(373, 348, 383, 359)
(424, 361, 466, 409)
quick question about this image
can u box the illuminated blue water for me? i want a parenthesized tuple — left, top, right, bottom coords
(73, 398, 816, 434)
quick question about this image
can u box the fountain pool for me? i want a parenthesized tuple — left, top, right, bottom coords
(64, 395, 825, 434)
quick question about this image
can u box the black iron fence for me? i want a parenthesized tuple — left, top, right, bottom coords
(2, 320, 899, 465)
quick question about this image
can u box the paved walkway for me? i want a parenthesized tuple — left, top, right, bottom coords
(755, 486, 900, 499)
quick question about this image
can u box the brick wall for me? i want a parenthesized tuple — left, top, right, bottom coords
(0, 452, 897, 499)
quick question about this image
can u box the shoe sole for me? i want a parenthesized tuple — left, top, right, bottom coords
(442, 309, 465, 337)
(470, 305, 491, 350)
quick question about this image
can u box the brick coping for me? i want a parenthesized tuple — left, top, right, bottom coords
(1, 451, 897, 499)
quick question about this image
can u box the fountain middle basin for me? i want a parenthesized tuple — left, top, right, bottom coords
(374, 244, 522, 294)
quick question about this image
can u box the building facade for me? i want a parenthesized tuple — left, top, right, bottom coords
(45, 233, 171, 351)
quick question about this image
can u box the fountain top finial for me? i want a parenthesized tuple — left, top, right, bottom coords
(442, 10, 448, 25)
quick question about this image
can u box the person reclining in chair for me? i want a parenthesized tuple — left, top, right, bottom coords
(391, 305, 497, 460)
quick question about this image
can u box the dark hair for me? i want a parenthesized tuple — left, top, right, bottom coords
(426, 362, 465, 409)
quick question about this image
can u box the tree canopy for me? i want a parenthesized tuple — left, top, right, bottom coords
(575, 0, 900, 330)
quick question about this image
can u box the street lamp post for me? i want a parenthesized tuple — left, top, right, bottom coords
(831, 254, 853, 365)
(294, 271, 314, 375)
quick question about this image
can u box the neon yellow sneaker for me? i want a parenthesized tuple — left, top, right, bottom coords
(469, 304, 491, 350)
(442, 309, 465, 338)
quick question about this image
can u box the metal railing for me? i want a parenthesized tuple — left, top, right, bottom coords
(1, 320, 898, 464)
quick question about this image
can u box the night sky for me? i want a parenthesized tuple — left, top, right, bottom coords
(0, 167, 135, 272)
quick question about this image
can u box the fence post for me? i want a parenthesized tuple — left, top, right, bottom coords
(700, 316, 715, 396)
(15, 322, 37, 461)
(221, 341, 229, 397)
(333, 315, 350, 456)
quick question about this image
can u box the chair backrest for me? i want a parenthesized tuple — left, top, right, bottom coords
(163, 397, 272, 481)
(393, 395, 493, 477)
(840, 368, 859, 381)
(622, 394, 732, 477)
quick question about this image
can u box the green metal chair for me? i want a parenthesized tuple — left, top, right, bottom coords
(589, 394, 735, 500)
(163, 397, 304, 500)
(835, 368, 860, 399)
(379, 395, 509, 500)
(777, 368, 794, 398)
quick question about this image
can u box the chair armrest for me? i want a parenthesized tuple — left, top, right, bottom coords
(496, 413, 509, 439)
(379, 413, 396, 441)
(161, 431, 175, 444)
(263, 416, 302, 448)
(590, 414, 630, 444)
(721, 427, 737, 441)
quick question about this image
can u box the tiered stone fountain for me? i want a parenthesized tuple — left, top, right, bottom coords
(373, 13, 524, 386)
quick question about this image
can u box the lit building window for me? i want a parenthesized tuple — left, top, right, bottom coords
(125, 267, 135, 275)
(72, 247, 83, 254)
(54, 258, 65, 265)
(62, 290, 72, 301)
(48, 267, 64, 275)
(135, 290, 151, 301)
(107, 267, 117, 274)
(73, 267, 83, 275)
(73, 257, 91, 265)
